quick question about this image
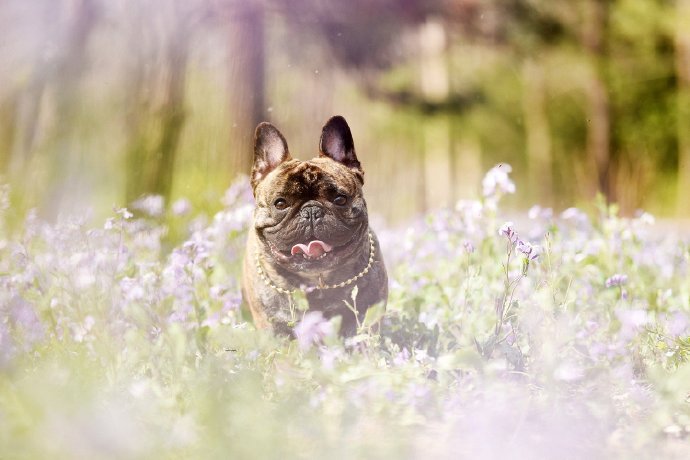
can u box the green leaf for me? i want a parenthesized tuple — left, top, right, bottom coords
(362, 302, 385, 328)
(292, 290, 309, 311)
(437, 348, 484, 371)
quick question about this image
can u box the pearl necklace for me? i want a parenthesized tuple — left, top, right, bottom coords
(255, 231, 375, 294)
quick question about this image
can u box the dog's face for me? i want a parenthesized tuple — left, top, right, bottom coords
(250, 116, 369, 273)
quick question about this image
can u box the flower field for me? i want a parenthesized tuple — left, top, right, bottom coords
(1, 167, 689, 459)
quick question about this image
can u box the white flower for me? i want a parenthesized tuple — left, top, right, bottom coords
(561, 207, 589, 226)
(482, 164, 515, 198)
(635, 210, 655, 225)
(133, 195, 164, 217)
(528, 205, 552, 220)
(116, 207, 133, 219)
(172, 198, 192, 216)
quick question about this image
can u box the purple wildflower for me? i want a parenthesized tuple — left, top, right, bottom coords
(222, 176, 254, 208)
(393, 348, 411, 367)
(517, 239, 540, 260)
(294, 311, 334, 351)
(615, 308, 649, 340)
(9, 297, 45, 348)
(318, 346, 343, 370)
(663, 311, 689, 337)
(120, 277, 145, 302)
(553, 362, 585, 382)
(498, 222, 519, 244)
(605, 274, 628, 288)
(463, 240, 475, 254)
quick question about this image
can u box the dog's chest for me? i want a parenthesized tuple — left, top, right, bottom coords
(305, 287, 351, 314)
(305, 264, 383, 315)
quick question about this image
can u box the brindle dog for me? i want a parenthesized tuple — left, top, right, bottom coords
(242, 116, 388, 336)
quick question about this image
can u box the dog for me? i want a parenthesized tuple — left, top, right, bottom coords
(242, 116, 388, 337)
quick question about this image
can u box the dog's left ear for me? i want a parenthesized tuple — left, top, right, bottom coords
(319, 116, 364, 183)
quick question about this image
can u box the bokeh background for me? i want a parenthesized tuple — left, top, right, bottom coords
(1, 0, 689, 223)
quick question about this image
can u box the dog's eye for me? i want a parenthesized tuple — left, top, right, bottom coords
(274, 198, 288, 210)
(333, 195, 347, 206)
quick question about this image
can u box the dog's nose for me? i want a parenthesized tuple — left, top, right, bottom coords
(300, 204, 324, 222)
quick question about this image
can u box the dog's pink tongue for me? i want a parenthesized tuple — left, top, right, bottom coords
(291, 240, 333, 258)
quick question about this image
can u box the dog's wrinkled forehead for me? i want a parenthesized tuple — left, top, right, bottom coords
(291, 162, 323, 187)
(263, 158, 360, 200)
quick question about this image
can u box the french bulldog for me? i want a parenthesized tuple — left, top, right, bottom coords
(242, 116, 388, 337)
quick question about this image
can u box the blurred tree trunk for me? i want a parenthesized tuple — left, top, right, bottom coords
(151, 22, 189, 201)
(419, 17, 452, 211)
(227, 2, 265, 177)
(10, 75, 45, 176)
(41, 0, 98, 219)
(5, 1, 59, 179)
(0, 94, 17, 173)
(124, 0, 190, 206)
(581, 0, 612, 202)
(123, 1, 156, 205)
(522, 58, 552, 206)
(676, 0, 690, 215)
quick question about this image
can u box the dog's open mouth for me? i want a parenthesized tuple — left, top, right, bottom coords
(266, 235, 358, 264)
(290, 240, 333, 260)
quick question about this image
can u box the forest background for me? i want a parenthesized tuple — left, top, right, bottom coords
(1, 0, 690, 224)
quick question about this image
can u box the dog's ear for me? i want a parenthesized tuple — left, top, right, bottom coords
(319, 116, 363, 183)
(252, 122, 291, 190)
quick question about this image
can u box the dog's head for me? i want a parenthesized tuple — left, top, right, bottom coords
(250, 116, 368, 273)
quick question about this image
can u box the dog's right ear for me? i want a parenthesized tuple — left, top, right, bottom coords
(251, 122, 291, 190)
